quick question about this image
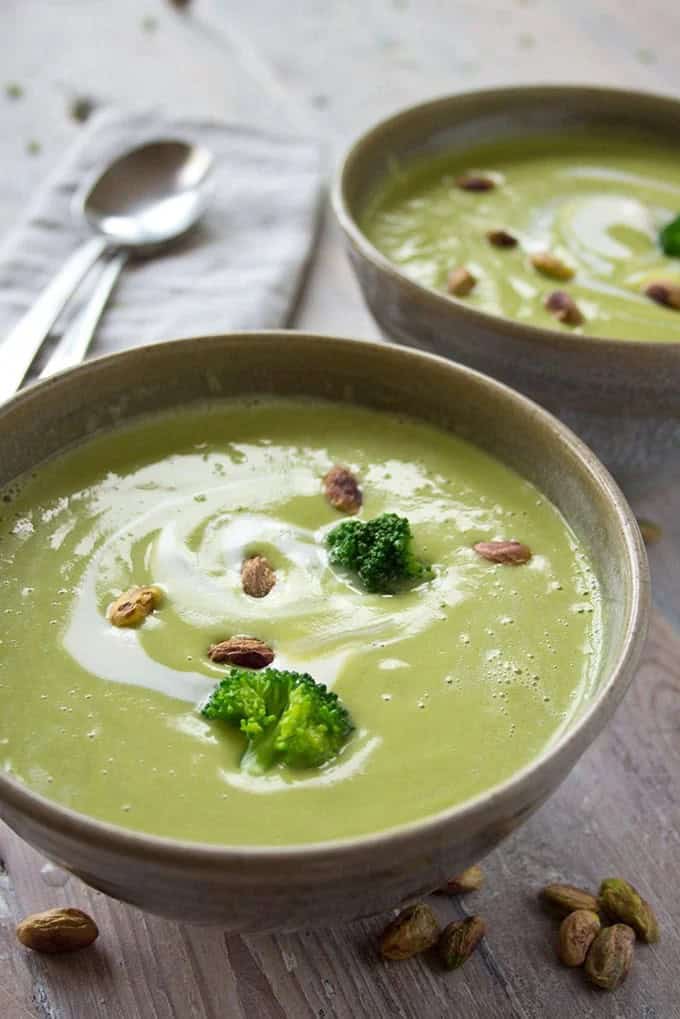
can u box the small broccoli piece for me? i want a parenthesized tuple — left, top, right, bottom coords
(326, 512, 430, 592)
(201, 667, 353, 774)
(660, 213, 680, 257)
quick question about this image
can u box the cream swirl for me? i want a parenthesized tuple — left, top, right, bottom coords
(63, 477, 467, 704)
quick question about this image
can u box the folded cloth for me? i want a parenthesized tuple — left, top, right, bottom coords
(0, 108, 321, 369)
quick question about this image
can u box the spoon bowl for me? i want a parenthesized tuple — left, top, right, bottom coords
(81, 139, 214, 249)
(0, 138, 215, 400)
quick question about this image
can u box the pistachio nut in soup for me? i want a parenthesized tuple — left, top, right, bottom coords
(361, 131, 680, 341)
(0, 399, 602, 846)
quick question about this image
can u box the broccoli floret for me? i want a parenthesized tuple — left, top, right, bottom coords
(326, 512, 430, 593)
(201, 667, 353, 774)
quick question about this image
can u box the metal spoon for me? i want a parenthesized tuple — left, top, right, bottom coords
(39, 251, 128, 380)
(1, 139, 214, 401)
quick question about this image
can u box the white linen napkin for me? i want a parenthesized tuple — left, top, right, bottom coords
(0, 108, 322, 373)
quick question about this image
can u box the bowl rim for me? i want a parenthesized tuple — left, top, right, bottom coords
(331, 82, 680, 353)
(0, 330, 650, 866)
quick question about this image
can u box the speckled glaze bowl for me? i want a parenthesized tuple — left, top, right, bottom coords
(333, 85, 680, 489)
(0, 332, 648, 930)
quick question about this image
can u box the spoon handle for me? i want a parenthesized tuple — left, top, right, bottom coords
(39, 250, 128, 380)
(0, 235, 108, 403)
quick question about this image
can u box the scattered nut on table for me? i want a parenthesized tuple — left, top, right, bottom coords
(439, 916, 486, 970)
(437, 864, 485, 895)
(379, 903, 440, 960)
(598, 877, 659, 943)
(540, 882, 599, 916)
(558, 909, 601, 967)
(584, 924, 635, 991)
(16, 908, 99, 954)
(541, 874, 659, 992)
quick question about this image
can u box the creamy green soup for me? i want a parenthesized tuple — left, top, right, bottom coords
(0, 400, 601, 845)
(362, 132, 680, 341)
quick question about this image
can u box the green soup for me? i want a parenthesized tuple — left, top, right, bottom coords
(362, 132, 680, 342)
(0, 400, 601, 846)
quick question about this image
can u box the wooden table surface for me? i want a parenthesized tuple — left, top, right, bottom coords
(1, 2, 679, 1016)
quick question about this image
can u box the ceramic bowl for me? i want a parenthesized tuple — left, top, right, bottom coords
(333, 85, 680, 489)
(0, 332, 648, 930)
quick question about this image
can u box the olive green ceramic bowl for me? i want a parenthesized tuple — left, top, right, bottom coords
(333, 85, 680, 489)
(0, 332, 648, 930)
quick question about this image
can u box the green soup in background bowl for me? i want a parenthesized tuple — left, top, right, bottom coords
(362, 132, 680, 342)
(333, 85, 680, 488)
(0, 332, 648, 930)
